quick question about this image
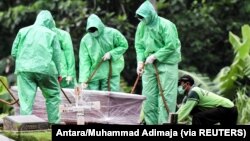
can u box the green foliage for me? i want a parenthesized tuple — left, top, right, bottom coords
(235, 88, 250, 124)
(1, 0, 250, 86)
(0, 76, 14, 115)
(0, 93, 14, 115)
(158, 0, 250, 77)
(120, 77, 133, 94)
(213, 25, 250, 99)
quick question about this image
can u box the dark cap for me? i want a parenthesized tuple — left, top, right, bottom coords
(178, 75, 194, 86)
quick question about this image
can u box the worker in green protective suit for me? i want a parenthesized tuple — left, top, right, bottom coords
(52, 20, 76, 88)
(135, 1, 181, 125)
(177, 75, 238, 125)
(79, 14, 128, 91)
(11, 10, 62, 124)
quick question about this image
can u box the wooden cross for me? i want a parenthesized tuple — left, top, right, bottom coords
(59, 86, 100, 125)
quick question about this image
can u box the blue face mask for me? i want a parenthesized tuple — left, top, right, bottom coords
(90, 31, 99, 37)
(178, 85, 185, 95)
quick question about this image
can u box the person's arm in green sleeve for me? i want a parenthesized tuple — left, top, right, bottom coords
(62, 32, 76, 78)
(109, 30, 128, 61)
(11, 32, 21, 60)
(154, 24, 179, 62)
(135, 25, 146, 62)
(79, 39, 91, 83)
(177, 100, 198, 122)
(52, 36, 62, 75)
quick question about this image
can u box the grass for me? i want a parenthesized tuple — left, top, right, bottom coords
(2, 130, 51, 141)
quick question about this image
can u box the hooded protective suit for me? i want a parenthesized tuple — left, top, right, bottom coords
(79, 14, 128, 91)
(135, 1, 181, 124)
(11, 10, 61, 124)
(52, 21, 76, 88)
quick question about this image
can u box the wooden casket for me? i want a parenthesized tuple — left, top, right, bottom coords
(10, 86, 146, 125)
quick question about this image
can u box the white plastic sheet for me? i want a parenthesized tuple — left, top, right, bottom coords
(11, 86, 146, 125)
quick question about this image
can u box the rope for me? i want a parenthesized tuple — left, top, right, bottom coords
(153, 63, 170, 114)
(107, 60, 112, 120)
(84, 59, 112, 91)
(130, 63, 145, 94)
(0, 98, 19, 105)
(60, 88, 72, 104)
(107, 60, 112, 91)
(130, 62, 170, 114)
(59, 59, 109, 104)
(0, 78, 19, 106)
(85, 60, 104, 84)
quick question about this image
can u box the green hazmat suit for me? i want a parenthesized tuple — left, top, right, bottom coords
(79, 14, 128, 91)
(11, 10, 61, 124)
(52, 22, 76, 88)
(135, 1, 181, 124)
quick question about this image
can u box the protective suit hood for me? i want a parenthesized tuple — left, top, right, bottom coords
(86, 14, 105, 36)
(136, 1, 158, 26)
(51, 19, 59, 33)
(34, 10, 54, 29)
(51, 20, 56, 29)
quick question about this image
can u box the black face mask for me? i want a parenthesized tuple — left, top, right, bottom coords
(88, 27, 98, 33)
(136, 14, 144, 21)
